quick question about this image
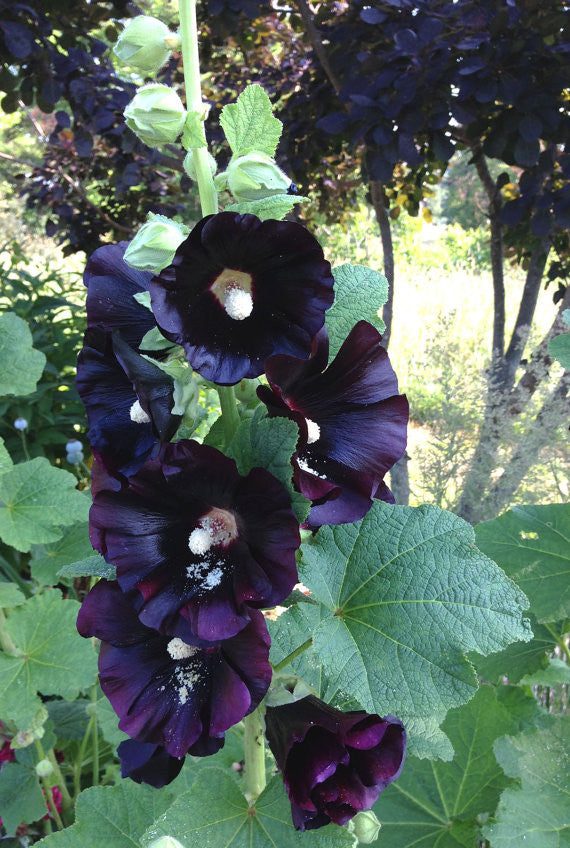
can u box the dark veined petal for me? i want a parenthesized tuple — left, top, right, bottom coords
(150, 212, 334, 385)
(117, 740, 185, 788)
(89, 440, 299, 641)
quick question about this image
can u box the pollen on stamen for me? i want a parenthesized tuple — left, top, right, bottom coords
(188, 527, 211, 555)
(167, 637, 199, 660)
(129, 399, 151, 424)
(305, 418, 320, 444)
(224, 286, 253, 321)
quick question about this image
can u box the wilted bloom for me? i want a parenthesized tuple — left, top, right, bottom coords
(124, 84, 186, 147)
(114, 15, 178, 74)
(124, 214, 189, 273)
(117, 740, 185, 788)
(150, 212, 334, 384)
(76, 328, 181, 477)
(77, 580, 272, 758)
(90, 439, 300, 641)
(265, 695, 406, 831)
(258, 321, 409, 527)
(226, 151, 292, 201)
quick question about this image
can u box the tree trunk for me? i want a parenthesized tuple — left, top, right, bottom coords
(369, 179, 395, 347)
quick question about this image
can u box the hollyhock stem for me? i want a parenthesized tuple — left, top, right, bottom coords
(90, 683, 99, 786)
(178, 0, 218, 217)
(47, 750, 73, 813)
(272, 638, 313, 672)
(243, 704, 266, 800)
(217, 385, 240, 446)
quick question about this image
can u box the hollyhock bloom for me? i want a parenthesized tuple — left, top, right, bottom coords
(76, 327, 181, 477)
(90, 439, 300, 641)
(0, 739, 14, 764)
(258, 321, 409, 528)
(117, 740, 185, 788)
(77, 580, 272, 759)
(265, 696, 406, 831)
(149, 211, 334, 384)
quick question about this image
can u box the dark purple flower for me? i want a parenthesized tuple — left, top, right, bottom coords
(77, 580, 272, 759)
(90, 439, 300, 641)
(76, 328, 181, 477)
(84, 242, 157, 349)
(149, 212, 335, 385)
(258, 321, 409, 528)
(265, 696, 406, 831)
(118, 740, 185, 788)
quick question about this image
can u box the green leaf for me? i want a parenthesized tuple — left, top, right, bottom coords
(327, 265, 389, 359)
(0, 312, 46, 397)
(548, 331, 570, 369)
(57, 554, 116, 581)
(0, 436, 13, 475)
(0, 762, 46, 835)
(469, 614, 561, 683)
(46, 699, 90, 740)
(0, 581, 26, 608)
(518, 657, 570, 686)
(93, 694, 129, 750)
(225, 194, 309, 221)
(0, 589, 98, 728)
(36, 781, 174, 848)
(376, 686, 535, 848)
(0, 458, 90, 553)
(483, 715, 570, 847)
(300, 503, 531, 756)
(227, 411, 310, 523)
(30, 523, 94, 585)
(475, 503, 570, 623)
(141, 768, 354, 848)
(133, 290, 152, 310)
(139, 326, 176, 351)
(220, 84, 282, 158)
(181, 110, 207, 149)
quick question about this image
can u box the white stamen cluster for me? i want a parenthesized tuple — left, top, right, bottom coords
(188, 511, 237, 556)
(305, 418, 320, 444)
(129, 399, 151, 424)
(224, 286, 253, 321)
(188, 528, 211, 555)
(166, 637, 198, 660)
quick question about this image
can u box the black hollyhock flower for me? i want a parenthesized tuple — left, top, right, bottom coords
(118, 740, 185, 788)
(84, 242, 156, 349)
(149, 212, 335, 385)
(77, 580, 272, 759)
(76, 328, 181, 477)
(258, 321, 409, 528)
(90, 440, 300, 641)
(265, 696, 406, 831)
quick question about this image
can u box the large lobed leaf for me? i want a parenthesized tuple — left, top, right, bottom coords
(220, 84, 282, 158)
(300, 502, 532, 758)
(0, 312, 46, 397)
(0, 589, 98, 728)
(0, 762, 46, 836)
(327, 265, 388, 359)
(475, 503, 570, 623)
(0, 458, 90, 552)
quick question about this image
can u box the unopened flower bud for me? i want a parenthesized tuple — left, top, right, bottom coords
(14, 417, 28, 431)
(66, 449, 84, 465)
(124, 214, 189, 272)
(347, 810, 382, 844)
(183, 150, 217, 182)
(124, 84, 186, 147)
(147, 837, 186, 848)
(114, 16, 177, 74)
(35, 758, 54, 778)
(226, 151, 292, 201)
(66, 439, 83, 454)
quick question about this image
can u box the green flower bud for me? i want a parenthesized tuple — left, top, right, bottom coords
(35, 758, 54, 778)
(12, 706, 48, 749)
(114, 16, 178, 74)
(183, 149, 217, 182)
(347, 810, 381, 845)
(226, 151, 292, 201)
(124, 84, 186, 148)
(146, 837, 185, 848)
(124, 214, 189, 272)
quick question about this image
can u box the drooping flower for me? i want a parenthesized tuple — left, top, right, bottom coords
(258, 321, 409, 528)
(117, 740, 185, 788)
(89, 439, 300, 641)
(149, 212, 335, 384)
(76, 328, 181, 477)
(265, 696, 406, 831)
(77, 580, 272, 759)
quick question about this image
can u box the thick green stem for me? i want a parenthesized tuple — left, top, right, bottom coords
(47, 750, 73, 813)
(178, 0, 218, 216)
(35, 741, 65, 830)
(90, 684, 99, 787)
(217, 386, 240, 447)
(272, 638, 313, 673)
(243, 704, 266, 801)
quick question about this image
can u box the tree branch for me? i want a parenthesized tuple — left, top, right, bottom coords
(370, 180, 394, 346)
(293, 0, 342, 95)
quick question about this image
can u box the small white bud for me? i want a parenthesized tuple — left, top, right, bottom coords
(125, 214, 189, 272)
(65, 439, 83, 453)
(347, 810, 381, 844)
(66, 450, 84, 465)
(183, 149, 217, 182)
(114, 16, 175, 74)
(35, 758, 54, 778)
(226, 151, 292, 201)
(124, 84, 186, 148)
(14, 417, 28, 431)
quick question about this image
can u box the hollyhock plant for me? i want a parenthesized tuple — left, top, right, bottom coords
(149, 211, 335, 385)
(258, 320, 409, 527)
(265, 696, 406, 831)
(77, 580, 272, 759)
(90, 439, 300, 641)
(76, 327, 181, 477)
